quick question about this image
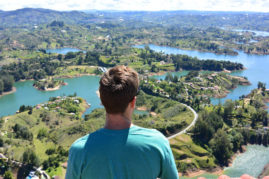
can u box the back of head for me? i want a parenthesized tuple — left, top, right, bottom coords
(99, 65, 139, 114)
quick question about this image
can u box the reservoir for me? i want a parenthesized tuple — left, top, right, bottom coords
(224, 145, 269, 177)
(45, 47, 84, 54)
(1, 45, 269, 115)
(135, 44, 269, 107)
(0, 76, 102, 117)
(0, 47, 269, 177)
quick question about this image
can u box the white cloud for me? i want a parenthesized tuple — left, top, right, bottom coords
(0, 0, 268, 12)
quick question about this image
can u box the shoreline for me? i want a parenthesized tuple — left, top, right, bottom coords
(258, 164, 269, 179)
(54, 73, 98, 79)
(180, 167, 224, 178)
(0, 87, 16, 98)
(136, 43, 240, 56)
(181, 145, 247, 178)
(80, 99, 91, 116)
(33, 83, 67, 91)
(147, 68, 246, 77)
(136, 106, 147, 111)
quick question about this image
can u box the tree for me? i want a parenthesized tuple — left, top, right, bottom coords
(1, 75, 14, 92)
(0, 79, 3, 94)
(165, 73, 173, 82)
(37, 128, 48, 140)
(13, 124, 33, 141)
(209, 129, 233, 165)
(28, 107, 33, 115)
(230, 130, 244, 152)
(0, 137, 4, 147)
(3, 171, 13, 179)
(85, 51, 100, 65)
(22, 149, 40, 168)
(19, 105, 26, 113)
(258, 81, 266, 91)
(193, 110, 223, 144)
(223, 100, 234, 126)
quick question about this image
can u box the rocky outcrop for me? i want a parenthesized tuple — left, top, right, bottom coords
(258, 164, 269, 179)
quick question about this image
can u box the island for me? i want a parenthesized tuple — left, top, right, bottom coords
(33, 78, 67, 91)
(141, 71, 251, 109)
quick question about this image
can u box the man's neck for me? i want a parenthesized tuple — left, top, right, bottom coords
(104, 113, 132, 130)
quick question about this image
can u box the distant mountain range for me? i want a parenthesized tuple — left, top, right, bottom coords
(0, 8, 269, 31)
(0, 8, 96, 26)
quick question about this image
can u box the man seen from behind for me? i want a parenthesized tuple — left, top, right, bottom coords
(66, 65, 179, 179)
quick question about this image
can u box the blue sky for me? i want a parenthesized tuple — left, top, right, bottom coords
(0, 0, 268, 12)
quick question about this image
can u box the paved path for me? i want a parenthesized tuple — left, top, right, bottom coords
(167, 103, 198, 140)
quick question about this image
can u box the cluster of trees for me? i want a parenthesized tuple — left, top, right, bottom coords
(48, 20, 64, 27)
(33, 79, 64, 90)
(171, 55, 244, 71)
(258, 81, 266, 91)
(240, 128, 269, 146)
(192, 94, 269, 165)
(12, 124, 33, 141)
(141, 77, 210, 111)
(42, 146, 69, 170)
(165, 73, 179, 83)
(21, 149, 40, 177)
(37, 128, 48, 140)
(137, 48, 244, 73)
(185, 71, 199, 81)
(22, 149, 40, 167)
(0, 58, 60, 82)
(19, 105, 33, 114)
(192, 109, 241, 165)
(0, 75, 14, 94)
(0, 159, 13, 179)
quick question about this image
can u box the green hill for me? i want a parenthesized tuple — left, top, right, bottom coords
(0, 92, 194, 177)
(0, 8, 95, 26)
(170, 134, 216, 174)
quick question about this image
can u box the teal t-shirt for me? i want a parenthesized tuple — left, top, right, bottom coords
(66, 125, 179, 179)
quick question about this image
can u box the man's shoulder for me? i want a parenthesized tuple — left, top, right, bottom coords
(131, 125, 168, 142)
(69, 134, 90, 152)
(69, 128, 104, 151)
(132, 125, 163, 135)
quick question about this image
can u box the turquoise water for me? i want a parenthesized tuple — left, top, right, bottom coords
(134, 109, 149, 115)
(179, 145, 269, 178)
(233, 29, 269, 37)
(45, 48, 84, 54)
(135, 44, 269, 105)
(152, 71, 189, 80)
(224, 145, 269, 177)
(0, 76, 102, 117)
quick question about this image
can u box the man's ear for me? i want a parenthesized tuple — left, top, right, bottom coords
(130, 96, 136, 108)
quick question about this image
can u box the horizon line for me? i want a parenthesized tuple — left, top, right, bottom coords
(0, 7, 268, 13)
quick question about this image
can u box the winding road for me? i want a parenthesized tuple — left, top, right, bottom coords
(167, 103, 198, 140)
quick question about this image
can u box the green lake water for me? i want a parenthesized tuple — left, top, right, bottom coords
(0, 76, 102, 117)
(224, 145, 269, 177)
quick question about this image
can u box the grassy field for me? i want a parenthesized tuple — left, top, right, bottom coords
(170, 134, 216, 173)
(1, 96, 89, 162)
(54, 65, 98, 77)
